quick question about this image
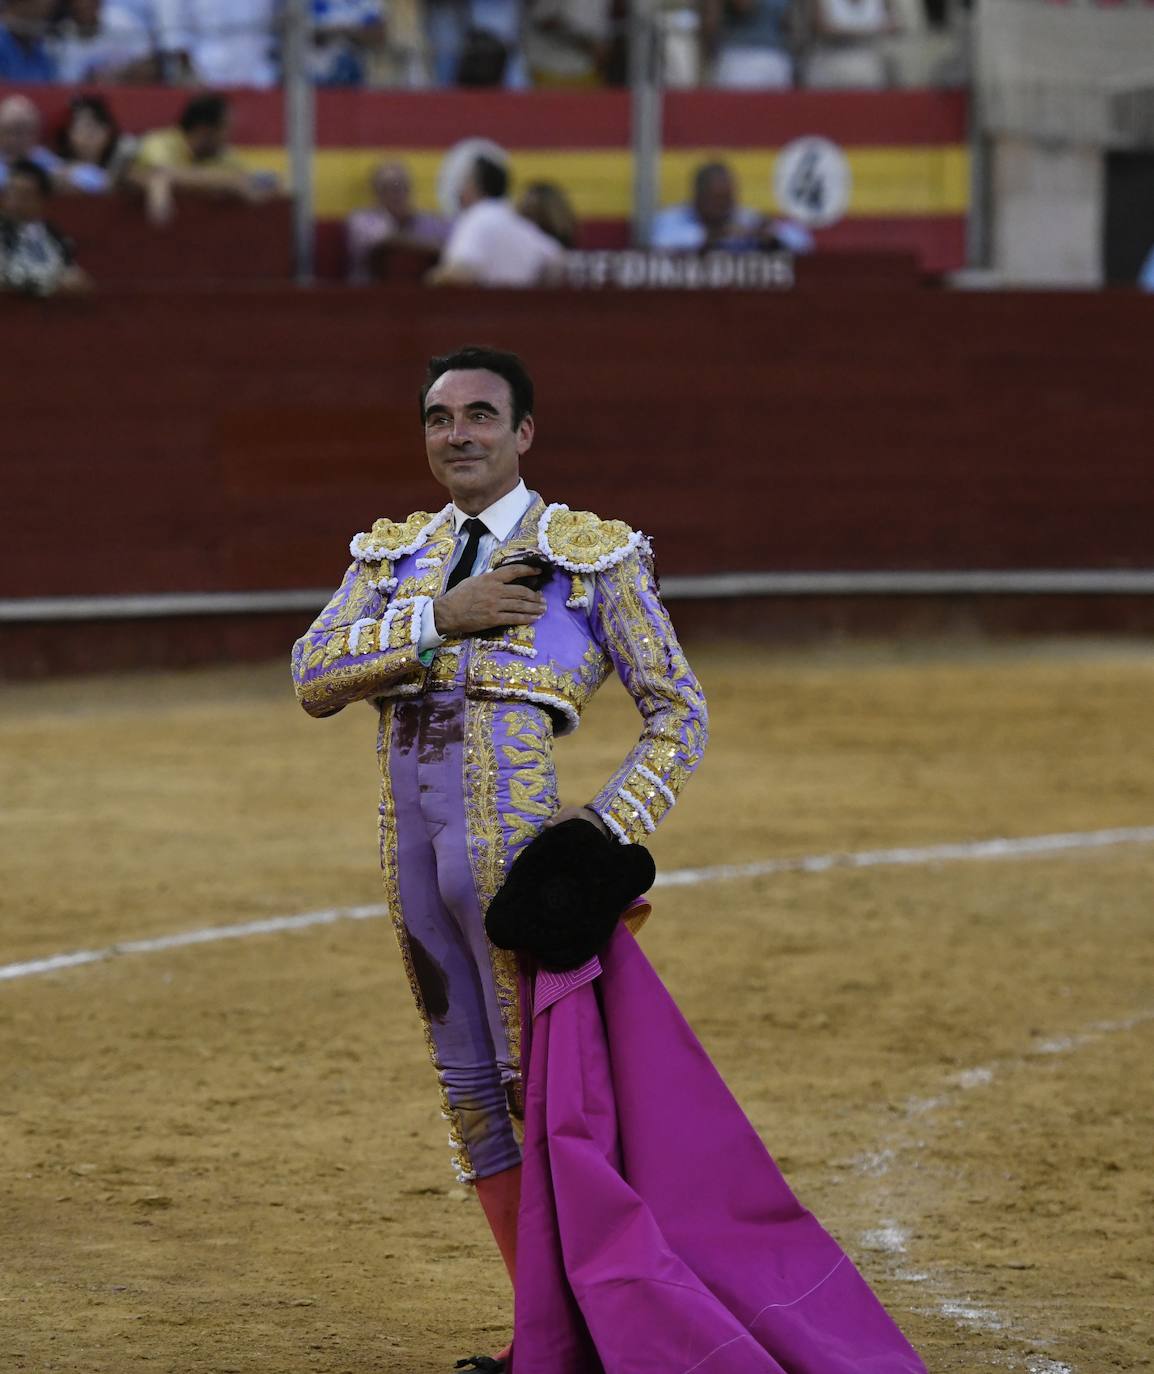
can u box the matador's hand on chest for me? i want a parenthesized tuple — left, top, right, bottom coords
(432, 564, 547, 637)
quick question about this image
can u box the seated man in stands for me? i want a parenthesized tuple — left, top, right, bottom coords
(0, 95, 59, 191)
(651, 160, 814, 254)
(131, 93, 278, 224)
(0, 0, 57, 81)
(428, 152, 563, 287)
(346, 161, 450, 282)
(0, 158, 91, 297)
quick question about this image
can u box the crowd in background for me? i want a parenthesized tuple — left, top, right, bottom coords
(0, 0, 969, 90)
(0, 82, 817, 293)
(0, 87, 275, 291)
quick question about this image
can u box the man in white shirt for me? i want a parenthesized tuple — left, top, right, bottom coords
(429, 154, 564, 288)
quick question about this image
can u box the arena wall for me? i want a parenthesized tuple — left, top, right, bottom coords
(3, 286, 1152, 676)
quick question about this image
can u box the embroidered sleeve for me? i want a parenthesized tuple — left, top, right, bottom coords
(290, 558, 427, 718)
(587, 545, 708, 844)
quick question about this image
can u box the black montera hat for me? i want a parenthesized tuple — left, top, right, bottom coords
(485, 819, 656, 972)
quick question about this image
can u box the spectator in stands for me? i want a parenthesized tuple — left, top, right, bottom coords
(132, 93, 278, 223)
(359, 0, 426, 84)
(424, 0, 528, 87)
(428, 153, 564, 287)
(456, 25, 509, 86)
(0, 0, 58, 80)
(517, 180, 579, 248)
(54, 94, 138, 194)
(346, 160, 450, 281)
(702, 0, 793, 88)
(51, 0, 158, 82)
(0, 158, 91, 297)
(154, 0, 278, 87)
(523, 0, 611, 86)
(802, 0, 895, 88)
(311, 0, 386, 86)
(0, 94, 60, 191)
(651, 160, 815, 253)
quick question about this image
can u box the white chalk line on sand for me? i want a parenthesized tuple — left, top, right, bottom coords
(3, 824, 1154, 986)
(851, 1005, 1154, 1372)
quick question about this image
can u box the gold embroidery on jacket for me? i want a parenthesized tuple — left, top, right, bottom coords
(304, 562, 380, 670)
(501, 709, 559, 848)
(591, 552, 708, 843)
(464, 700, 524, 1117)
(296, 655, 426, 713)
(544, 508, 637, 568)
(358, 510, 440, 559)
(468, 642, 609, 730)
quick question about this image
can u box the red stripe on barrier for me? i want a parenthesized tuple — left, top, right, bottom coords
(312, 88, 630, 148)
(662, 90, 968, 148)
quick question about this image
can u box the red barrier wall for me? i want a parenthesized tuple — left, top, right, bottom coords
(2, 285, 1152, 672)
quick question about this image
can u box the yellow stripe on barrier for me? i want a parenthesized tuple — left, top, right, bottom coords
(240, 145, 970, 219)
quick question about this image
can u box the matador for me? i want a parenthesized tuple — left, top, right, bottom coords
(291, 346, 707, 1370)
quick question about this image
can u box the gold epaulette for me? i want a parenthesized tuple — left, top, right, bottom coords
(537, 503, 650, 574)
(349, 505, 453, 563)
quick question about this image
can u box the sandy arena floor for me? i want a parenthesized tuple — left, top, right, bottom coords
(1, 641, 1152, 1374)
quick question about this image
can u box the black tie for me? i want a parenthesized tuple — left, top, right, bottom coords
(446, 517, 488, 591)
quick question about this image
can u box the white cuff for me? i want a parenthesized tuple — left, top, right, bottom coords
(417, 598, 445, 655)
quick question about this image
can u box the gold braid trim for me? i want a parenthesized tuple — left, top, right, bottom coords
(464, 700, 526, 1126)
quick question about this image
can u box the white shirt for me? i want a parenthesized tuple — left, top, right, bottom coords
(154, 0, 279, 87)
(815, 0, 890, 34)
(417, 479, 534, 654)
(441, 199, 563, 287)
(51, 4, 153, 82)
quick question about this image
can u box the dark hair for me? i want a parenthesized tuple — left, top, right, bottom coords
(421, 346, 534, 427)
(456, 26, 509, 87)
(56, 93, 120, 167)
(7, 157, 52, 199)
(692, 160, 732, 197)
(518, 181, 578, 249)
(179, 93, 229, 134)
(474, 155, 508, 201)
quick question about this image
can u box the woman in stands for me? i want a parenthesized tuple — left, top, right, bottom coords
(54, 93, 137, 195)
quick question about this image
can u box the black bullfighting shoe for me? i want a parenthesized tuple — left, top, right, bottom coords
(453, 1358, 506, 1372)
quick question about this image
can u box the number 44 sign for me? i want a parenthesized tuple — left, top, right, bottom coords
(773, 136, 852, 228)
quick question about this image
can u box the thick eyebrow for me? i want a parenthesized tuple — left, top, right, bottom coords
(423, 400, 501, 421)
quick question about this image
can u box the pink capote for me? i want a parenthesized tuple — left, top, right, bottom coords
(512, 921, 927, 1374)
